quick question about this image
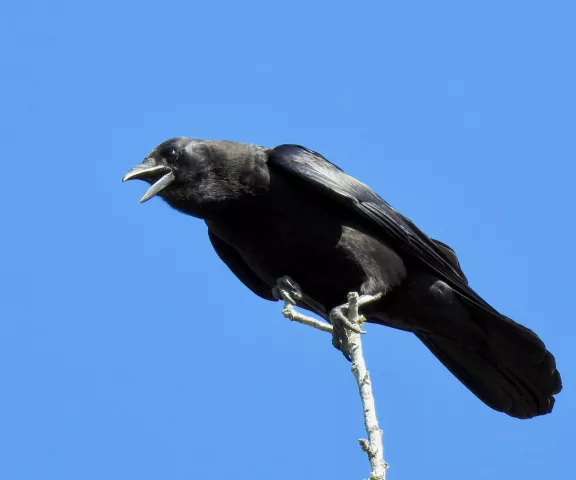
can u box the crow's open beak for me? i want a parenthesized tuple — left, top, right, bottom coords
(122, 158, 176, 203)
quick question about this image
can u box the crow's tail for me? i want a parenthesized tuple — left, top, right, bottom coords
(416, 308, 562, 418)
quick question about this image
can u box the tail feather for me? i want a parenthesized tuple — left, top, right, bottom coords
(417, 310, 562, 418)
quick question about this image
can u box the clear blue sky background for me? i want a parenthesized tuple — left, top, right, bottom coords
(2, 1, 574, 479)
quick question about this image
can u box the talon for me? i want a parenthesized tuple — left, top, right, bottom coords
(276, 276, 303, 303)
(274, 276, 305, 306)
(284, 278, 300, 295)
(329, 307, 365, 334)
(283, 291, 297, 305)
(275, 276, 328, 316)
(273, 286, 296, 304)
(326, 291, 383, 358)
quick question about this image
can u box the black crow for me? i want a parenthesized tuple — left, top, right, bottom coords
(123, 137, 562, 419)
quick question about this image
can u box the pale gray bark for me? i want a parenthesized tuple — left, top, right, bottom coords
(277, 285, 389, 480)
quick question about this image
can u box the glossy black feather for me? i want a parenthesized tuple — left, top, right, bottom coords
(208, 230, 277, 301)
(269, 145, 475, 301)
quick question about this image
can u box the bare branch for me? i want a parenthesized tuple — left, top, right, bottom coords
(282, 303, 334, 333)
(346, 292, 388, 480)
(276, 278, 389, 479)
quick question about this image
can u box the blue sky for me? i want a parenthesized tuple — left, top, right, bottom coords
(2, 1, 574, 479)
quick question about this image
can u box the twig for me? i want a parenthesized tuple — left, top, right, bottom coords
(282, 303, 334, 333)
(277, 283, 388, 479)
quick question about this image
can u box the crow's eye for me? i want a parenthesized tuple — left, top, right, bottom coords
(164, 148, 179, 163)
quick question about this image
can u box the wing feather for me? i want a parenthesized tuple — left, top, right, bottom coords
(268, 144, 488, 309)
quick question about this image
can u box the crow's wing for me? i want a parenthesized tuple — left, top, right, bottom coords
(267, 144, 489, 310)
(208, 230, 276, 301)
(430, 238, 468, 283)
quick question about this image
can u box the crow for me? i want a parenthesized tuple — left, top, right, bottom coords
(123, 137, 562, 419)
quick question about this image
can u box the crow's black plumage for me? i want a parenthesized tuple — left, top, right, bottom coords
(123, 137, 562, 419)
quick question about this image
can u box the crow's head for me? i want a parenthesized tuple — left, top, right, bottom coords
(123, 137, 269, 217)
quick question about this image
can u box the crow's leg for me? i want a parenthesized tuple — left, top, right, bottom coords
(273, 276, 328, 317)
(329, 293, 383, 359)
